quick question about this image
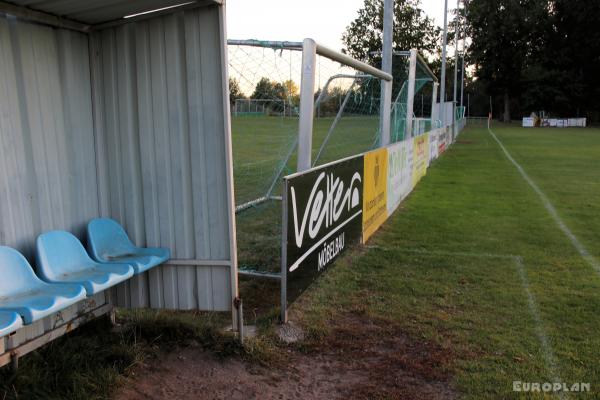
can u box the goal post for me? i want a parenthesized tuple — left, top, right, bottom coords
(296, 38, 393, 172)
(390, 49, 439, 142)
(228, 38, 393, 211)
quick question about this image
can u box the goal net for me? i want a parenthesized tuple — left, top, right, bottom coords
(228, 39, 387, 272)
(389, 52, 436, 142)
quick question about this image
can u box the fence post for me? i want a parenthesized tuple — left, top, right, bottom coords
(297, 38, 317, 172)
(440, 0, 449, 128)
(405, 49, 417, 139)
(431, 82, 439, 128)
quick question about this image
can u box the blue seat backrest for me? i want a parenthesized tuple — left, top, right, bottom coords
(36, 231, 95, 281)
(0, 246, 43, 296)
(87, 218, 137, 261)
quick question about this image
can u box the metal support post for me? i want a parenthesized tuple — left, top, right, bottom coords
(453, 0, 459, 137)
(431, 82, 439, 128)
(234, 297, 244, 344)
(297, 38, 317, 171)
(280, 183, 288, 323)
(440, 0, 449, 127)
(379, 0, 393, 146)
(405, 49, 417, 138)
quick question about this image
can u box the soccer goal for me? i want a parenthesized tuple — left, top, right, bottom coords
(389, 50, 439, 142)
(228, 39, 391, 274)
(233, 98, 293, 117)
(228, 39, 390, 213)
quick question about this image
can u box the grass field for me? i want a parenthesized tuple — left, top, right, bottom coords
(293, 123, 600, 398)
(231, 115, 378, 205)
(4, 122, 600, 399)
(233, 114, 378, 271)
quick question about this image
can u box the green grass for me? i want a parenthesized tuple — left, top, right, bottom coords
(233, 115, 378, 272)
(6, 121, 600, 399)
(0, 114, 377, 399)
(294, 123, 600, 398)
(0, 310, 251, 400)
(232, 115, 378, 205)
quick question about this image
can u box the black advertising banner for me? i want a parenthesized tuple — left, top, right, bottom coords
(283, 155, 364, 305)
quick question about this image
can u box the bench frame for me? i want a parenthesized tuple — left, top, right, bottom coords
(0, 292, 113, 370)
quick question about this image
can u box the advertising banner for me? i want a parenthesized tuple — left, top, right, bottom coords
(280, 121, 460, 320)
(429, 129, 439, 163)
(412, 133, 429, 186)
(438, 128, 448, 155)
(522, 117, 534, 127)
(283, 155, 364, 304)
(386, 140, 412, 215)
(362, 148, 388, 242)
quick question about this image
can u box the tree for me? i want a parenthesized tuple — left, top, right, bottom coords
(342, 0, 441, 63)
(251, 78, 286, 101)
(542, 0, 600, 119)
(465, 0, 548, 121)
(229, 78, 245, 106)
(283, 80, 299, 97)
(342, 0, 441, 101)
(250, 78, 288, 113)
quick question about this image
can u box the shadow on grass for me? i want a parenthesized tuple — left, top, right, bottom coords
(0, 309, 242, 400)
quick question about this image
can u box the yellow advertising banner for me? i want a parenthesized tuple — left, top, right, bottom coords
(362, 148, 388, 242)
(412, 133, 430, 186)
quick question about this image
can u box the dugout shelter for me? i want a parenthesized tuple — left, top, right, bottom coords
(0, 0, 239, 368)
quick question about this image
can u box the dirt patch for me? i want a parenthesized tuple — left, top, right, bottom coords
(320, 313, 456, 399)
(114, 313, 457, 400)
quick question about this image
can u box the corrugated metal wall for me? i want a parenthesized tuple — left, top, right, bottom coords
(90, 5, 234, 311)
(0, 5, 236, 313)
(0, 15, 98, 260)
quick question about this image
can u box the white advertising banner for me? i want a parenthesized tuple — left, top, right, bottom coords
(429, 129, 440, 163)
(386, 139, 413, 215)
(522, 117, 534, 127)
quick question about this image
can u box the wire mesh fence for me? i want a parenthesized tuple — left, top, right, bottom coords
(229, 40, 389, 272)
(390, 55, 435, 141)
(229, 42, 435, 273)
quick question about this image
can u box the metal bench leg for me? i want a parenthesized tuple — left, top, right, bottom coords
(234, 297, 244, 345)
(109, 308, 116, 326)
(11, 351, 19, 372)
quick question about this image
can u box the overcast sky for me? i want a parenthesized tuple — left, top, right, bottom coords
(226, 0, 449, 51)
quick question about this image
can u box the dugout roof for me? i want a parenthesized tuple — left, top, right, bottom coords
(0, 0, 220, 30)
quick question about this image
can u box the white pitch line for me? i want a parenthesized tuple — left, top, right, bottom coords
(368, 246, 565, 398)
(514, 256, 565, 399)
(487, 126, 600, 275)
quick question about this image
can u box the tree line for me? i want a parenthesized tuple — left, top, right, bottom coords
(229, 77, 380, 117)
(341, 0, 599, 122)
(466, 0, 600, 122)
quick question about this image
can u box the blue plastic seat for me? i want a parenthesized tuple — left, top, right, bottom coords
(36, 231, 134, 296)
(0, 311, 22, 338)
(0, 246, 86, 324)
(87, 218, 170, 275)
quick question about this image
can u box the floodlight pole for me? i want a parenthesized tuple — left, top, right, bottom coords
(460, 1, 466, 107)
(379, 0, 394, 146)
(440, 0, 449, 127)
(453, 0, 459, 106)
(297, 38, 317, 171)
(405, 49, 418, 139)
(453, 0, 459, 135)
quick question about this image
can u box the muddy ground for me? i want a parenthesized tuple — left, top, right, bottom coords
(115, 313, 457, 400)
